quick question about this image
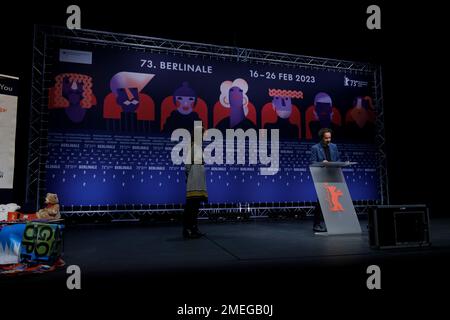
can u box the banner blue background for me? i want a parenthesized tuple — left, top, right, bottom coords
(45, 45, 379, 205)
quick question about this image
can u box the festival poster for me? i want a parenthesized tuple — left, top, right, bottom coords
(45, 46, 379, 206)
(0, 74, 19, 189)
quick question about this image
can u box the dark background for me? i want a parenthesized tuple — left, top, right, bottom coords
(1, 1, 444, 215)
(0, 1, 448, 315)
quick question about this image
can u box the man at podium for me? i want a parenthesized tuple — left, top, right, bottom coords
(310, 128, 341, 232)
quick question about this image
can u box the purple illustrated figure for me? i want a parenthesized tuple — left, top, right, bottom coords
(48, 73, 96, 129)
(62, 76, 86, 123)
(264, 89, 303, 140)
(216, 78, 255, 132)
(115, 87, 140, 113)
(163, 82, 201, 133)
(309, 92, 341, 140)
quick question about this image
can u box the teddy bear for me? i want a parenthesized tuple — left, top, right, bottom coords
(36, 193, 61, 220)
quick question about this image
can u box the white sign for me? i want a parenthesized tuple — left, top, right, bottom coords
(0, 73, 19, 189)
(59, 49, 92, 65)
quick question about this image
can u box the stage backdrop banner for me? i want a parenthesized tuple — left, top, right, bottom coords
(44, 43, 380, 206)
(0, 74, 19, 189)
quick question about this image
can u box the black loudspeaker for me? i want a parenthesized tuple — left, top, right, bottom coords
(368, 205, 431, 249)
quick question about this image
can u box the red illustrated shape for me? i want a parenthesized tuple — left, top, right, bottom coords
(323, 183, 344, 212)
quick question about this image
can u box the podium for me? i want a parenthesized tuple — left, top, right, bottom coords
(309, 161, 361, 235)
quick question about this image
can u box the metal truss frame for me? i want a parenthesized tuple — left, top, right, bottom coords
(27, 25, 388, 219)
(372, 67, 390, 204)
(60, 204, 371, 222)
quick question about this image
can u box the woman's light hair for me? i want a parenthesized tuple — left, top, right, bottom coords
(219, 78, 249, 115)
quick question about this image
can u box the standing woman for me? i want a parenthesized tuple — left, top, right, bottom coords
(183, 134, 208, 239)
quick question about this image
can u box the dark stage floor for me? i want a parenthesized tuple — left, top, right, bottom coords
(2, 217, 450, 315)
(55, 217, 450, 274)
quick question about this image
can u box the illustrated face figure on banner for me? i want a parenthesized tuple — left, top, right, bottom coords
(272, 96, 292, 119)
(175, 96, 195, 115)
(351, 96, 369, 128)
(62, 76, 86, 123)
(229, 86, 245, 127)
(110, 72, 154, 113)
(219, 78, 250, 129)
(116, 87, 140, 113)
(314, 92, 333, 127)
(62, 76, 83, 105)
(173, 82, 197, 115)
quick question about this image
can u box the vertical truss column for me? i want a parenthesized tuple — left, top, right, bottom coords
(26, 27, 46, 209)
(373, 66, 389, 204)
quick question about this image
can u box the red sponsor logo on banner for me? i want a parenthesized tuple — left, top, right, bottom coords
(0, 106, 7, 112)
(323, 183, 344, 212)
